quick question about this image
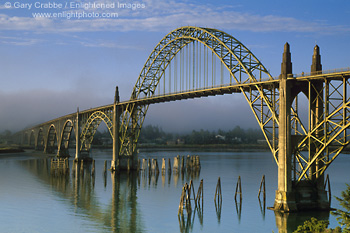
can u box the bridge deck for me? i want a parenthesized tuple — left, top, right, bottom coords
(22, 70, 350, 131)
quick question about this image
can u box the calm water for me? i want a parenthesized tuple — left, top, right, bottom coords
(0, 149, 349, 233)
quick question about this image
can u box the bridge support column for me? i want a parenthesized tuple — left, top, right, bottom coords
(111, 87, 120, 171)
(306, 45, 329, 210)
(111, 87, 137, 171)
(75, 108, 81, 160)
(273, 43, 297, 212)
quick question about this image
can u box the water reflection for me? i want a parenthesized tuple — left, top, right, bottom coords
(18, 157, 203, 232)
(19, 159, 145, 232)
(138, 157, 201, 189)
(178, 195, 204, 233)
(8, 151, 339, 233)
(258, 197, 266, 219)
(274, 211, 330, 233)
(235, 198, 242, 223)
(111, 171, 140, 232)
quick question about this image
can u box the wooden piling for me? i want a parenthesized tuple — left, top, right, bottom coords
(178, 181, 195, 215)
(137, 159, 140, 172)
(235, 176, 242, 201)
(180, 156, 185, 173)
(196, 179, 204, 209)
(148, 159, 151, 174)
(142, 159, 147, 172)
(168, 158, 172, 174)
(215, 177, 222, 204)
(188, 180, 196, 205)
(151, 159, 159, 174)
(178, 186, 186, 215)
(191, 156, 195, 170)
(195, 156, 200, 170)
(186, 155, 191, 172)
(185, 183, 192, 213)
(161, 158, 166, 174)
(92, 160, 95, 176)
(324, 174, 331, 205)
(104, 160, 107, 174)
(258, 175, 266, 201)
(173, 157, 178, 174)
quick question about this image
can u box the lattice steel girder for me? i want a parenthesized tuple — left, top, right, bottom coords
(292, 76, 350, 182)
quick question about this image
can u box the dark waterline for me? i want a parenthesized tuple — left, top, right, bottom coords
(0, 150, 349, 232)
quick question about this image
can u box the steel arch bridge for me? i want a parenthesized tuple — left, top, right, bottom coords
(120, 26, 277, 159)
(14, 26, 350, 212)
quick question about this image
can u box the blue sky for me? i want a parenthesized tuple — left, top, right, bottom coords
(1, 0, 350, 132)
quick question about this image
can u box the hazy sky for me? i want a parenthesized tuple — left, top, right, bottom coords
(1, 0, 350, 133)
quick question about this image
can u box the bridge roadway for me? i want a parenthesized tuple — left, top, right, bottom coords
(27, 68, 350, 130)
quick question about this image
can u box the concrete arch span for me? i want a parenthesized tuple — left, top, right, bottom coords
(80, 111, 113, 155)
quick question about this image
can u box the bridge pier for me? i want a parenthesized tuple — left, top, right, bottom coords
(272, 43, 330, 212)
(110, 87, 138, 171)
(111, 87, 119, 171)
(75, 108, 81, 160)
(273, 43, 297, 212)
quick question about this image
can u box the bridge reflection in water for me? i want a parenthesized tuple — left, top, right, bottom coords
(19, 159, 144, 232)
(15, 156, 338, 233)
(18, 157, 204, 232)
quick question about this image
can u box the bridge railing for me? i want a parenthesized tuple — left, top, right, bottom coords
(129, 76, 278, 102)
(293, 67, 350, 78)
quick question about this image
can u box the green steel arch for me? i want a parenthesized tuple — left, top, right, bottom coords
(80, 111, 113, 152)
(119, 26, 278, 158)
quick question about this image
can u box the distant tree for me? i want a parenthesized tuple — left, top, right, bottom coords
(1, 130, 12, 138)
(332, 184, 350, 232)
(138, 125, 265, 145)
(92, 130, 103, 145)
(139, 125, 167, 144)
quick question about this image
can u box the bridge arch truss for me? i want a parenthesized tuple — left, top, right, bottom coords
(79, 109, 114, 154)
(119, 26, 279, 159)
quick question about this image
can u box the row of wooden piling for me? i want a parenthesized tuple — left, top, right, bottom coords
(50, 158, 69, 176)
(138, 155, 201, 175)
(51, 158, 97, 177)
(178, 175, 267, 215)
(178, 179, 204, 215)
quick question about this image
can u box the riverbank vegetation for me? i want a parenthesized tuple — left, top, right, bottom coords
(92, 124, 267, 148)
(294, 184, 350, 233)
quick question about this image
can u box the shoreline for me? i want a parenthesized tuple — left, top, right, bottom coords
(0, 147, 25, 154)
(137, 143, 269, 152)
